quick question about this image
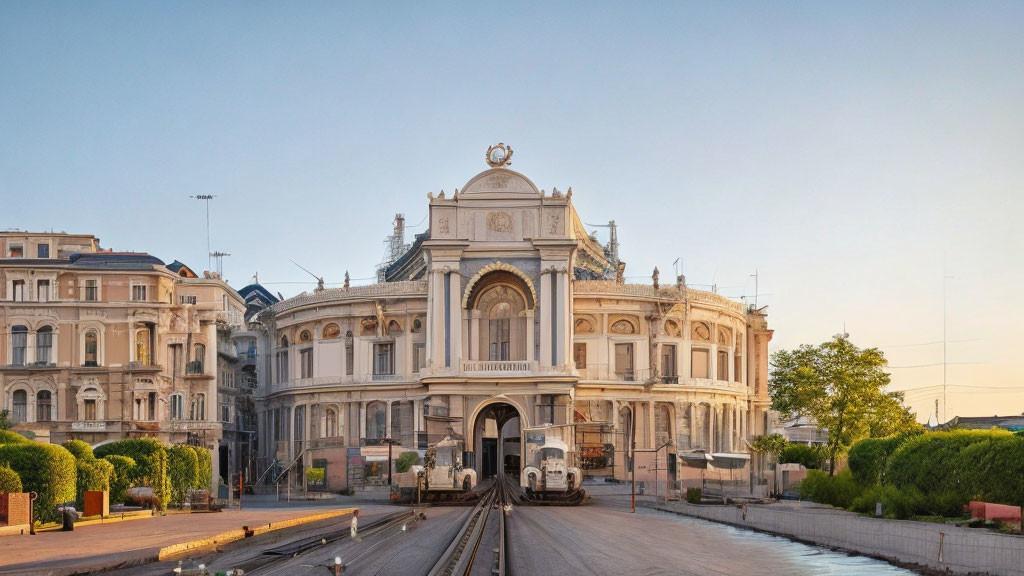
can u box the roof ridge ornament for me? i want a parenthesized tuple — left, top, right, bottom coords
(485, 143, 513, 167)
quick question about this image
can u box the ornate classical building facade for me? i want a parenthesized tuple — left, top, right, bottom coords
(256, 147, 773, 488)
(0, 231, 247, 490)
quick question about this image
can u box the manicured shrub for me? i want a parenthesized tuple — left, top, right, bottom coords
(396, 451, 420, 473)
(886, 430, 1010, 498)
(306, 468, 325, 484)
(956, 434, 1024, 507)
(799, 470, 863, 509)
(95, 438, 165, 487)
(848, 434, 913, 486)
(780, 443, 825, 469)
(167, 445, 199, 506)
(104, 455, 136, 504)
(0, 464, 22, 493)
(62, 439, 95, 460)
(0, 442, 76, 524)
(0, 430, 30, 445)
(192, 445, 212, 491)
(686, 487, 703, 504)
(75, 458, 113, 508)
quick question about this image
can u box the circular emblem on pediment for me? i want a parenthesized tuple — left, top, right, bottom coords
(485, 143, 513, 167)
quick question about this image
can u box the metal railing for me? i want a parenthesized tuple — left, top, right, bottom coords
(461, 360, 535, 373)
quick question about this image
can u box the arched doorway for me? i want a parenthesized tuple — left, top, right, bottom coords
(470, 400, 524, 479)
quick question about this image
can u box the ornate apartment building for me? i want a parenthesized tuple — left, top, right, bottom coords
(0, 231, 247, 489)
(256, 145, 774, 487)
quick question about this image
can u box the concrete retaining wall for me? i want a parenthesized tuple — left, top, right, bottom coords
(642, 500, 1024, 576)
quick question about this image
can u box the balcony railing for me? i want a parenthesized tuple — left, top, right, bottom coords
(185, 361, 206, 375)
(71, 421, 107, 432)
(371, 373, 400, 382)
(169, 419, 219, 431)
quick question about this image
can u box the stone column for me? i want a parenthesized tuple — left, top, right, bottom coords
(525, 309, 535, 364)
(648, 400, 656, 449)
(470, 309, 481, 361)
(539, 273, 552, 367)
(358, 401, 366, 445)
(708, 405, 716, 453)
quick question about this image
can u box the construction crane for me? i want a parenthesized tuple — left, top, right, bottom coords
(376, 213, 411, 282)
(584, 220, 619, 267)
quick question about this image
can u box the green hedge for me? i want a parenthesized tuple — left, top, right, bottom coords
(780, 444, 825, 469)
(956, 434, 1024, 507)
(192, 446, 212, 491)
(0, 442, 76, 523)
(886, 430, 1010, 497)
(799, 470, 862, 509)
(168, 445, 199, 506)
(104, 455, 136, 504)
(75, 458, 113, 508)
(95, 438, 170, 511)
(62, 439, 95, 460)
(306, 468, 325, 484)
(686, 487, 703, 504)
(848, 434, 913, 486)
(396, 451, 420, 473)
(0, 464, 22, 493)
(0, 430, 30, 445)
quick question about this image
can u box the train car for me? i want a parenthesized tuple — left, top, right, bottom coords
(410, 435, 478, 493)
(521, 425, 582, 494)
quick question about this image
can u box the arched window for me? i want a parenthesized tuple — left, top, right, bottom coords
(84, 330, 99, 366)
(36, 390, 52, 422)
(189, 343, 206, 374)
(655, 404, 672, 447)
(12, 389, 27, 423)
(170, 393, 184, 420)
(366, 402, 386, 440)
(135, 327, 151, 365)
(325, 407, 338, 438)
(191, 393, 206, 420)
(35, 326, 53, 365)
(475, 285, 527, 361)
(11, 326, 28, 366)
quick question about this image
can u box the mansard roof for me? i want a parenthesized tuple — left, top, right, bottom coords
(68, 251, 165, 270)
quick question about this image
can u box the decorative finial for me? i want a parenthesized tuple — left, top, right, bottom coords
(552, 187, 562, 198)
(485, 143, 513, 167)
(566, 187, 573, 198)
(652, 266, 660, 289)
(344, 271, 350, 290)
(453, 188, 459, 200)
(427, 191, 434, 200)
(438, 189, 445, 199)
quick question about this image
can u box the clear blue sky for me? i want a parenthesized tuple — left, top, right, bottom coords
(3, 2, 1022, 419)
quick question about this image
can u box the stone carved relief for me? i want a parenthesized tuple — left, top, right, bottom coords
(488, 173, 512, 189)
(574, 317, 595, 334)
(692, 321, 711, 342)
(486, 212, 513, 233)
(546, 212, 560, 235)
(664, 319, 681, 338)
(610, 319, 637, 334)
(360, 317, 377, 336)
(718, 327, 731, 346)
(438, 216, 450, 234)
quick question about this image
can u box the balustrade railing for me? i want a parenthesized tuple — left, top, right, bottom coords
(461, 360, 535, 373)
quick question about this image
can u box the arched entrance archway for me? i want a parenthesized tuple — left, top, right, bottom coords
(469, 399, 525, 479)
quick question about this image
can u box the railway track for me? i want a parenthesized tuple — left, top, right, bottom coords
(427, 474, 515, 576)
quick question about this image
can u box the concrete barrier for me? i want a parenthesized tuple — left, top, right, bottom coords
(643, 500, 1024, 576)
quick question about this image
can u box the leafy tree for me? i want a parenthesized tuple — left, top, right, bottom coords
(104, 455, 136, 504)
(0, 410, 12, 431)
(770, 335, 914, 475)
(167, 445, 199, 506)
(396, 451, 421, 473)
(751, 434, 787, 460)
(780, 443, 825, 469)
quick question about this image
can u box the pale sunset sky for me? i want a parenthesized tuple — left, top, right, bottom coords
(2, 2, 1022, 421)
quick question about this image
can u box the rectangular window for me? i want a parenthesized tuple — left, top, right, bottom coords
(662, 344, 677, 382)
(132, 285, 147, 302)
(37, 244, 49, 258)
(614, 343, 634, 380)
(413, 343, 426, 373)
(8, 244, 23, 258)
(37, 280, 50, 302)
(276, 351, 289, 383)
(12, 280, 25, 301)
(345, 342, 354, 375)
(36, 392, 52, 422)
(180, 295, 196, 305)
(539, 395, 556, 425)
(691, 348, 709, 379)
(11, 331, 27, 366)
(717, 351, 729, 381)
(573, 342, 587, 369)
(489, 318, 511, 361)
(148, 392, 156, 420)
(374, 343, 394, 375)
(84, 399, 97, 421)
(300, 348, 313, 378)
(221, 405, 230, 423)
(37, 331, 52, 364)
(734, 355, 743, 383)
(84, 279, 98, 301)
(170, 395, 183, 420)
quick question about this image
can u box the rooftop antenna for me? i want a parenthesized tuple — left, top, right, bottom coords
(584, 220, 620, 269)
(210, 251, 230, 278)
(189, 195, 216, 271)
(290, 259, 325, 292)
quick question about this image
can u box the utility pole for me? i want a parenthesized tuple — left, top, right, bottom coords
(190, 195, 216, 272)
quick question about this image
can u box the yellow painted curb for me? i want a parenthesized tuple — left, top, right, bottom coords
(156, 508, 357, 561)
